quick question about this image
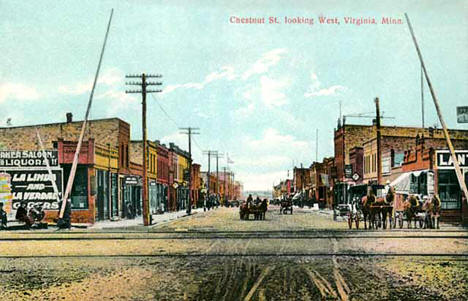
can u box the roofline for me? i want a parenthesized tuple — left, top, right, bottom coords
(0, 117, 129, 130)
(341, 123, 468, 132)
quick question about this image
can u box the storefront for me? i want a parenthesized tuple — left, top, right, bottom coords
(399, 147, 467, 224)
(435, 150, 468, 223)
(121, 175, 142, 218)
(149, 179, 167, 213)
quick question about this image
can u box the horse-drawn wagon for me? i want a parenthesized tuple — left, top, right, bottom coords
(239, 200, 268, 220)
(279, 199, 293, 215)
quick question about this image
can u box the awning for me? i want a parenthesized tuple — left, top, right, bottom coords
(389, 169, 430, 194)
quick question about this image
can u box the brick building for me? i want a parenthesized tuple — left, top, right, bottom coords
(395, 139, 468, 224)
(0, 115, 139, 224)
(334, 123, 468, 183)
(293, 167, 310, 196)
(191, 163, 202, 207)
(333, 122, 468, 208)
(363, 134, 468, 184)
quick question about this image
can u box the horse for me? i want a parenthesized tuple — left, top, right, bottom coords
(421, 197, 433, 229)
(431, 195, 441, 229)
(404, 195, 421, 229)
(361, 194, 377, 230)
(239, 201, 249, 220)
(372, 197, 393, 230)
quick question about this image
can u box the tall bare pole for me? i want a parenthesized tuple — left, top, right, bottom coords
(405, 13, 468, 202)
(203, 151, 216, 199)
(215, 152, 223, 198)
(59, 9, 113, 220)
(36, 129, 60, 203)
(375, 98, 382, 185)
(421, 66, 425, 129)
(315, 128, 318, 162)
(180, 127, 200, 215)
(126, 74, 163, 226)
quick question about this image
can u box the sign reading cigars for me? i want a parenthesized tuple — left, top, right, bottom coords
(7, 169, 63, 210)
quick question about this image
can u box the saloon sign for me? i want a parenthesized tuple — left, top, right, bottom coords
(0, 150, 58, 168)
(436, 150, 468, 169)
(0, 150, 63, 216)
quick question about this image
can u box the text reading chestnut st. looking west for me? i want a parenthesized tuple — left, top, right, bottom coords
(229, 16, 403, 26)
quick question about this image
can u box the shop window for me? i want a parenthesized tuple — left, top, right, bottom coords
(438, 170, 461, 210)
(63, 165, 88, 209)
(125, 145, 129, 168)
(410, 172, 427, 195)
(390, 149, 395, 167)
(111, 173, 118, 217)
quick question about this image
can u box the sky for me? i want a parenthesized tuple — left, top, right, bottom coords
(1, 0, 467, 191)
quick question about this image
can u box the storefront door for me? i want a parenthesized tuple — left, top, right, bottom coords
(96, 170, 109, 221)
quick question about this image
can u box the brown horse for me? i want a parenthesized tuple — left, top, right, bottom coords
(361, 194, 377, 230)
(431, 195, 441, 229)
(404, 195, 422, 229)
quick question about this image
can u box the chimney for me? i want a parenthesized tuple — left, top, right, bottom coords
(66, 113, 73, 123)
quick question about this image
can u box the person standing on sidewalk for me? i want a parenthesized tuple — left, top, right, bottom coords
(0, 203, 7, 230)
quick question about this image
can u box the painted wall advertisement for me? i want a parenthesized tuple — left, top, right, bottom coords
(0, 151, 63, 220)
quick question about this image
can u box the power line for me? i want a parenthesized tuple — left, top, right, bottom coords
(150, 93, 204, 153)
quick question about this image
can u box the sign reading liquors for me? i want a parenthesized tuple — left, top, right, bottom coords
(436, 150, 468, 169)
(4, 169, 63, 211)
(457, 106, 468, 123)
(0, 150, 58, 168)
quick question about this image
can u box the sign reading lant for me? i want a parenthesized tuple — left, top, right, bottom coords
(436, 150, 468, 169)
(0, 150, 58, 168)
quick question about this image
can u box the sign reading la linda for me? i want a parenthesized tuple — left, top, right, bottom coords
(436, 150, 468, 169)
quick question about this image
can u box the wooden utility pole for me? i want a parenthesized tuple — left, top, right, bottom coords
(405, 13, 468, 203)
(59, 9, 113, 221)
(375, 97, 382, 185)
(316, 128, 319, 162)
(203, 150, 216, 200)
(215, 152, 223, 198)
(180, 127, 200, 215)
(126, 73, 162, 226)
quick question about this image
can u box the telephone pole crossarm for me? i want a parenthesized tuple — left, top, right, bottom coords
(180, 127, 200, 214)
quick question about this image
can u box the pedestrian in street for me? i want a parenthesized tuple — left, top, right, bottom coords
(15, 201, 32, 229)
(247, 194, 253, 208)
(0, 203, 7, 230)
(57, 199, 71, 230)
(126, 201, 134, 219)
(255, 196, 261, 206)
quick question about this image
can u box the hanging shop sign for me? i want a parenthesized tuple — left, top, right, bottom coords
(0, 150, 58, 168)
(124, 176, 140, 186)
(2, 169, 63, 211)
(436, 150, 468, 169)
(457, 106, 468, 123)
(352, 172, 361, 182)
(344, 164, 353, 178)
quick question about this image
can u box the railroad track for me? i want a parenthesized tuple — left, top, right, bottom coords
(1, 234, 467, 241)
(1, 229, 466, 240)
(0, 253, 467, 258)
